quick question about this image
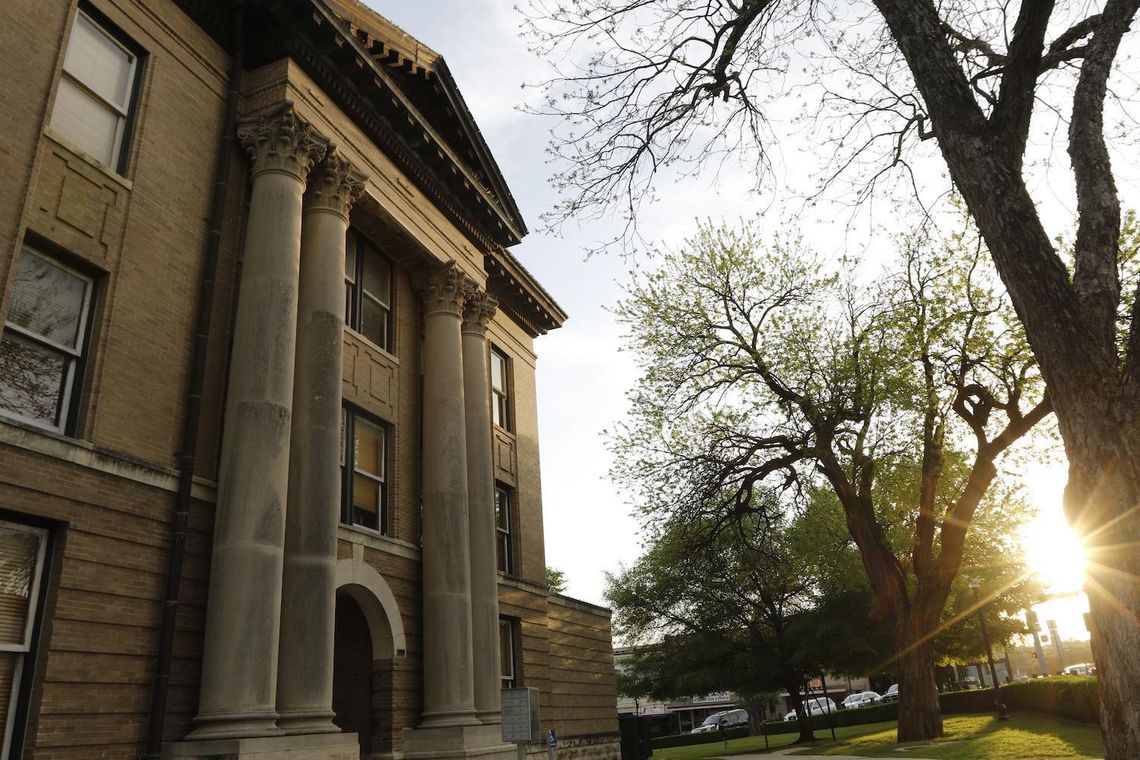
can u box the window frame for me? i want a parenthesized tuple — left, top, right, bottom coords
(489, 346, 511, 431)
(494, 483, 513, 575)
(344, 229, 394, 355)
(499, 617, 519, 689)
(0, 247, 96, 435)
(51, 6, 145, 174)
(0, 518, 51, 760)
(340, 406, 390, 535)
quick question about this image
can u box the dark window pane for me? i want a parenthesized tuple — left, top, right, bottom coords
(499, 620, 514, 684)
(496, 533, 510, 574)
(0, 333, 69, 427)
(360, 296, 389, 350)
(9, 253, 87, 349)
(495, 489, 509, 530)
(362, 252, 390, 308)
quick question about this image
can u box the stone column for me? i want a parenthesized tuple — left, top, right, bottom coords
(418, 262, 480, 728)
(276, 153, 367, 733)
(461, 290, 502, 724)
(190, 102, 329, 741)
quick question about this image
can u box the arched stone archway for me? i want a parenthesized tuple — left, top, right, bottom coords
(334, 552, 407, 757)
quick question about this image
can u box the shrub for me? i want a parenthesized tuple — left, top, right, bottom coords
(760, 702, 899, 736)
(941, 676, 1099, 724)
(650, 726, 749, 749)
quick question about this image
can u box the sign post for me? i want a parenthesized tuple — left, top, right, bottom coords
(502, 688, 541, 760)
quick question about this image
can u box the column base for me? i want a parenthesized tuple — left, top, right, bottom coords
(186, 710, 283, 741)
(476, 710, 501, 726)
(402, 722, 515, 760)
(278, 707, 340, 735)
(163, 732, 360, 759)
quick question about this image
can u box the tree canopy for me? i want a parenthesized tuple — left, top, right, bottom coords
(610, 220, 1048, 738)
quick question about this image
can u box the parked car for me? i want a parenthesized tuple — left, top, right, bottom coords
(882, 684, 899, 702)
(1063, 663, 1095, 676)
(783, 698, 838, 721)
(690, 708, 749, 734)
(804, 697, 838, 716)
(841, 691, 881, 709)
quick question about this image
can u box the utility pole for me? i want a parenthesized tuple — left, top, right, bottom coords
(1026, 610, 1050, 676)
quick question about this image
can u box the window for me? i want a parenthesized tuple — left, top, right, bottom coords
(345, 229, 393, 353)
(494, 484, 513, 574)
(490, 347, 510, 430)
(49, 9, 141, 172)
(0, 248, 94, 433)
(0, 521, 49, 759)
(499, 618, 518, 689)
(341, 408, 388, 533)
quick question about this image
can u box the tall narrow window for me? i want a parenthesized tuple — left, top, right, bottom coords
(490, 347, 510, 430)
(495, 484, 513, 574)
(345, 230, 393, 353)
(341, 407, 388, 533)
(50, 10, 141, 172)
(0, 521, 49, 759)
(0, 248, 94, 433)
(499, 618, 518, 689)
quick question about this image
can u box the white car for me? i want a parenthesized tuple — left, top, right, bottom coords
(882, 684, 899, 702)
(842, 691, 881, 709)
(804, 697, 838, 716)
(784, 697, 837, 721)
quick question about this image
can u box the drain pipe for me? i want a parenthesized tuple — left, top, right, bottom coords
(143, 4, 244, 757)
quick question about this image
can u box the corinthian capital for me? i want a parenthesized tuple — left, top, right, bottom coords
(418, 262, 474, 318)
(305, 152, 368, 218)
(237, 101, 330, 181)
(461, 289, 498, 336)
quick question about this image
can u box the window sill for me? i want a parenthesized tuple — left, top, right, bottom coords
(0, 416, 217, 500)
(344, 327, 398, 365)
(42, 128, 133, 190)
(337, 523, 420, 561)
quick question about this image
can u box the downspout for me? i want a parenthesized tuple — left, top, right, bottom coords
(143, 4, 244, 757)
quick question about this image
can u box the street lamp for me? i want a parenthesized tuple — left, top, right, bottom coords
(968, 579, 1009, 721)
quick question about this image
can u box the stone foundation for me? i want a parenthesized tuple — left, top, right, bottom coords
(163, 732, 361, 759)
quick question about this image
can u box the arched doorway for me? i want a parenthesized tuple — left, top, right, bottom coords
(334, 554, 407, 757)
(333, 594, 374, 754)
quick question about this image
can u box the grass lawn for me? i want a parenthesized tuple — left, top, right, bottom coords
(653, 713, 1104, 760)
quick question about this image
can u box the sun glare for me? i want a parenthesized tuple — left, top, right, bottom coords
(1021, 465, 1087, 595)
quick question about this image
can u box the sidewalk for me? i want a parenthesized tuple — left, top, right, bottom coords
(722, 750, 936, 760)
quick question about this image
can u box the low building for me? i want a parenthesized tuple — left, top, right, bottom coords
(0, 0, 619, 757)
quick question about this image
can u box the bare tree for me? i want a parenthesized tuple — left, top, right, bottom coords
(527, 2, 1140, 754)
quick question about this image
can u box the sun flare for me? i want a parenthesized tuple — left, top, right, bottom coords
(1021, 465, 1087, 595)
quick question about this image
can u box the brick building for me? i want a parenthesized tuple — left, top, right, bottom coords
(0, 0, 620, 757)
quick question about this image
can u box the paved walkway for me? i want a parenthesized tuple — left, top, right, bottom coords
(721, 750, 936, 760)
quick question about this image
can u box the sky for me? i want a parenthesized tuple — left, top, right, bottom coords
(365, 2, 1128, 637)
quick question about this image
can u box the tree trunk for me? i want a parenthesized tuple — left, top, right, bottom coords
(1066, 443, 1140, 760)
(895, 634, 942, 741)
(784, 683, 814, 744)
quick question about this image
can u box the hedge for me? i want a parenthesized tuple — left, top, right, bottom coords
(760, 702, 899, 736)
(651, 726, 750, 749)
(756, 676, 1099, 737)
(651, 676, 1100, 748)
(939, 676, 1098, 723)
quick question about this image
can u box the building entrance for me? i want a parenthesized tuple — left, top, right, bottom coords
(333, 593, 374, 754)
